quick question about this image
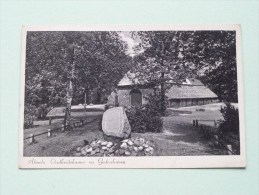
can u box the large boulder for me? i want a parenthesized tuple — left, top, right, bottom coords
(102, 107, 131, 139)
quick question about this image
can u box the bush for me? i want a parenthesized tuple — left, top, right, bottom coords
(125, 94, 163, 133)
(24, 104, 38, 129)
(219, 102, 239, 137)
(37, 104, 51, 119)
(24, 103, 52, 128)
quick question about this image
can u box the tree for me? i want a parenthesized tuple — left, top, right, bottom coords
(197, 31, 237, 102)
(25, 32, 68, 119)
(131, 31, 205, 115)
(25, 31, 131, 126)
(74, 32, 132, 104)
(219, 102, 239, 136)
(131, 31, 237, 114)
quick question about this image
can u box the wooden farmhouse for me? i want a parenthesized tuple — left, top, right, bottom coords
(107, 74, 218, 108)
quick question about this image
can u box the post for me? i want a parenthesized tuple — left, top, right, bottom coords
(49, 117, 52, 125)
(65, 121, 69, 131)
(47, 129, 51, 137)
(196, 119, 199, 127)
(227, 145, 233, 155)
(193, 120, 195, 127)
(84, 92, 87, 107)
(29, 133, 34, 144)
(80, 119, 83, 126)
(214, 135, 219, 145)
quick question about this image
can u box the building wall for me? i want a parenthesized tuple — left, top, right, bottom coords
(186, 99, 192, 106)
(180, 100, 187, 107)
(169, 99, 180, 108)
(107, 88, 153, 107)
(169, 98, 218, 108)
(117, 89, 130, 107)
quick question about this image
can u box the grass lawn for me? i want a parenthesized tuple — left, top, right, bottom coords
(24, 103, 229, 156)
(24, 116, 103, 157)
(166, 102, 235, 126)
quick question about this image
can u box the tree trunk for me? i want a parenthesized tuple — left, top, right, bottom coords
(160, 72, 166, 116)
(86, 84, 92, 105)
(64, 80, 73, 129)
(64, 44, 76, 129)
(96, 87, 102, 104)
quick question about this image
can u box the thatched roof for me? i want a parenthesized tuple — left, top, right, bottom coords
(166, 84, 218, 99)
(118, 72, 145, 86)
(117, 73, 218, 99)
(118, 73, 204, 87)
(118, 74, 135, 86)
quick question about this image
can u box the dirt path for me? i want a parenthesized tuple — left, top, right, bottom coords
(140, 116, 223, 156)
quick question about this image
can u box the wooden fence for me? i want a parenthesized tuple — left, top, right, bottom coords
(192, 119, 219, 127)
(24, 118, 98, 144)
(192, 119, 237, 155)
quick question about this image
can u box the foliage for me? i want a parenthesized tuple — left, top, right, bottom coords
(219, 102, 239, 136)
(130, 31, 238, 112)
(199, 62, 238, 102)
(37, 104, 52, 119)
(26, 31, 131, 100)
(131, 31, 200, 114)
(132, 31, 203, 83)
(25, 31, 131, 123)
(126, 93, 163, 133)
(197, 31, 238, 102)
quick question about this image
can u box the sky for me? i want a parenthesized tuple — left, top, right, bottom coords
(119, 32, 140, 57)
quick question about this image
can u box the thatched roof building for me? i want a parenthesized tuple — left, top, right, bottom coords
(166, 79, 218, 107)
(108, 75, 218, 108)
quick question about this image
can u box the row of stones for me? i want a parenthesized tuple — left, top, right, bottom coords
(72, 137, 154, 157)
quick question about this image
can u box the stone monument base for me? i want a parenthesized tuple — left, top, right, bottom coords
(103, 133, 131, 143)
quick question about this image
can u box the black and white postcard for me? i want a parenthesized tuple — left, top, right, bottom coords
(19, 25, 246, 168)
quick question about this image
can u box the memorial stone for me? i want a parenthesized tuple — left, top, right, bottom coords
(102, 107, 131, 139)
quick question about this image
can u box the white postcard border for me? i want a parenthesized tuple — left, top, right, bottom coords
(19, 25, 246, 169)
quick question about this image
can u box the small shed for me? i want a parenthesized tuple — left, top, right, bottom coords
(107, 73, 153, 107)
